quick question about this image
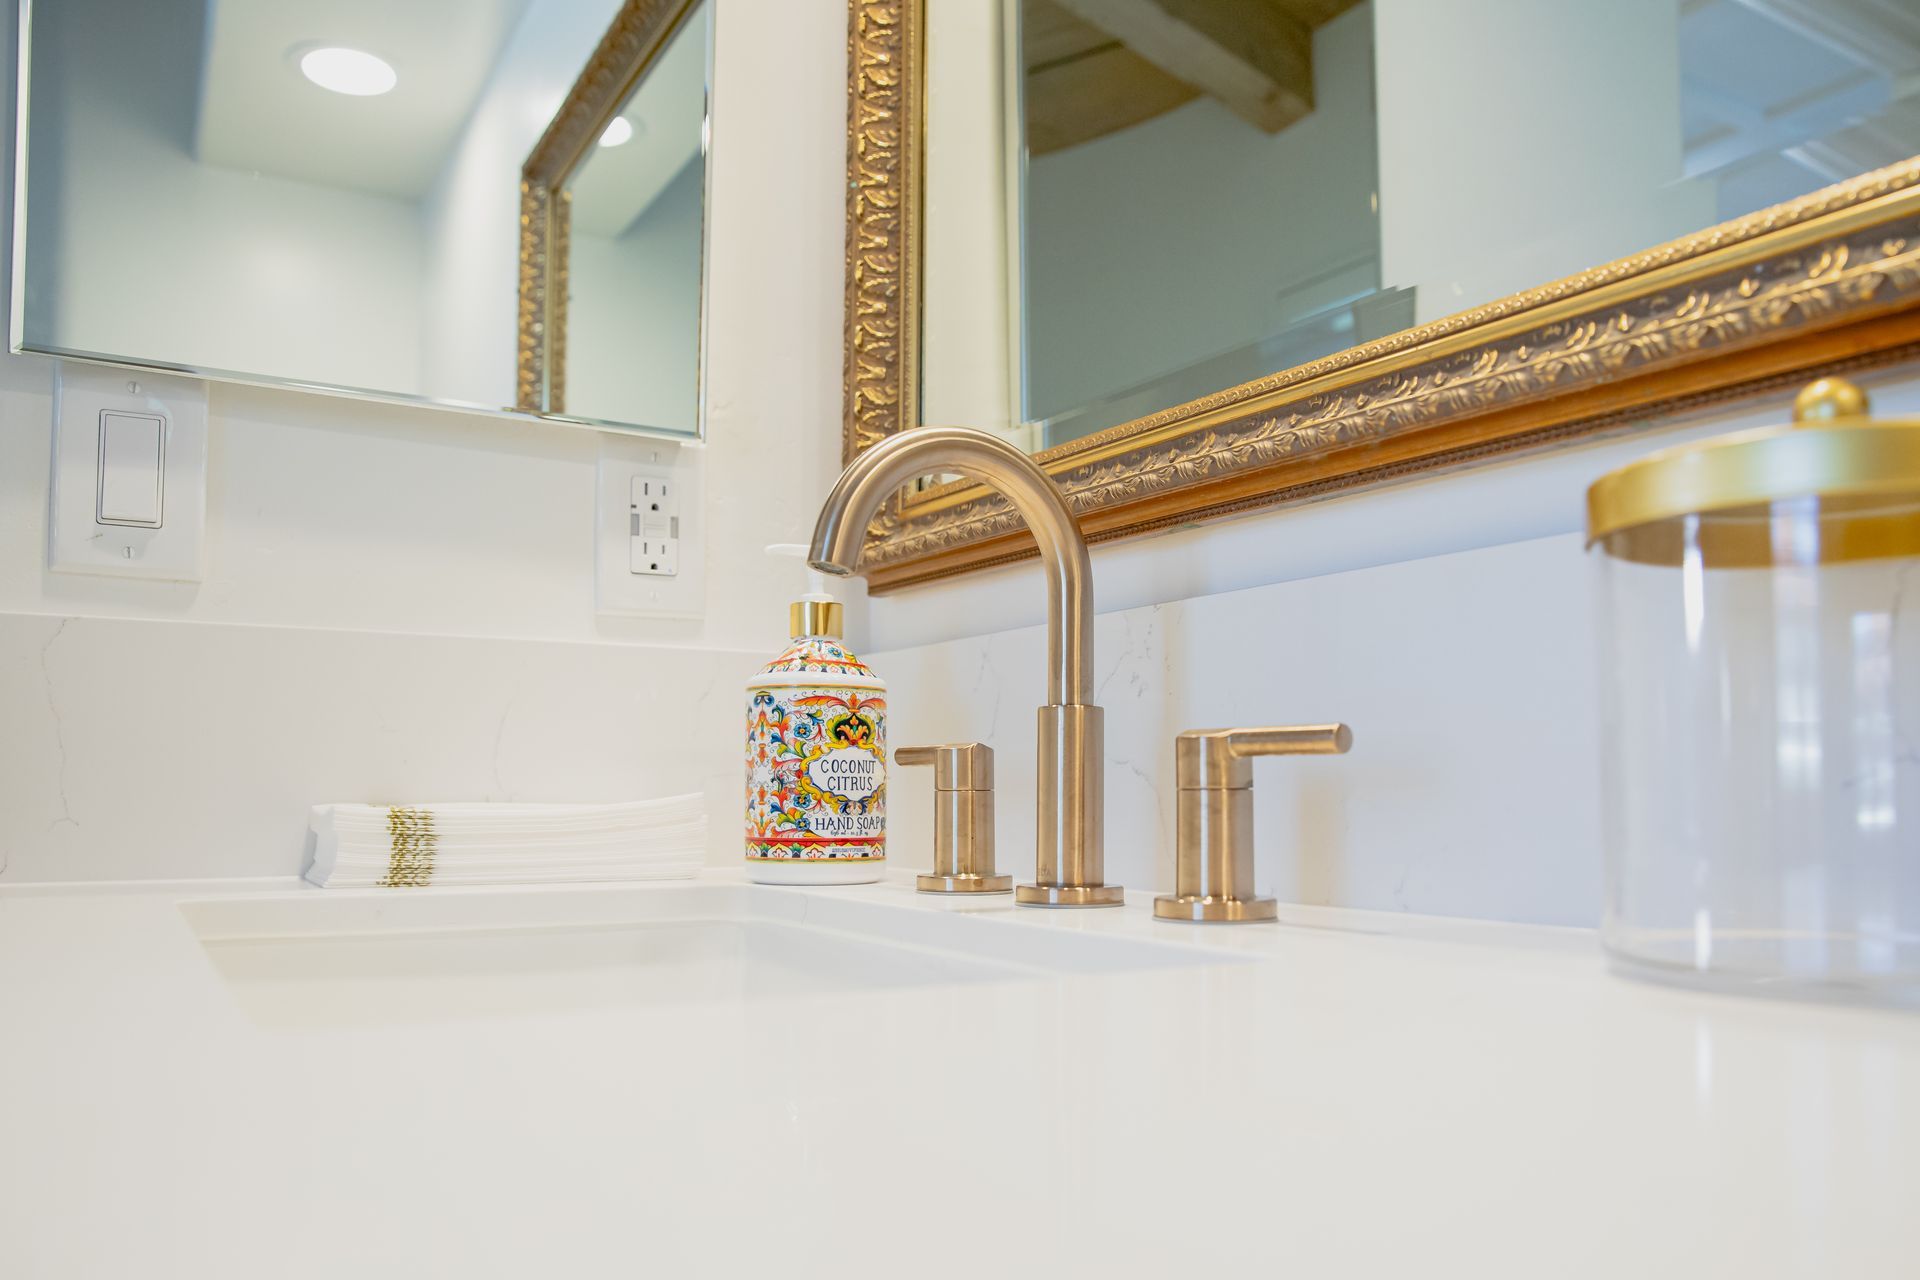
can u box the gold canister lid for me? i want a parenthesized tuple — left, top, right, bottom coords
(791, 599, 844, 638)
(1586, 378, 1920, 566)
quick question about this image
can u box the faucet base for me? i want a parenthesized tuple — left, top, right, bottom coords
(917, 872, 1013, 894)
(1014, 884, 1126, 908)
(1151, 894, 1278, 923)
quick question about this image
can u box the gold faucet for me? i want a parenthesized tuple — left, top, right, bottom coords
(808, 427, 1123, 907)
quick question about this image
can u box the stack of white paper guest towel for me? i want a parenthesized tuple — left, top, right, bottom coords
(304, 796, 707, 888)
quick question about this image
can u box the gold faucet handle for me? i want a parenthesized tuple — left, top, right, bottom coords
(1175, 723, 1352, 790)
(893, 743, 1010, 895)
(1156, 723, 1353, 924)
(894, 742, 994, 791)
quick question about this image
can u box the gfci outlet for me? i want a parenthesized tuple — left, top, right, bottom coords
(596, 437, 704, 616)
(629, 474, 678, 576)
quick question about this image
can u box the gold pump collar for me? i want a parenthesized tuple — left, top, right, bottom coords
(1585, 377, 1920, 563)
(790, 599, 844, 639)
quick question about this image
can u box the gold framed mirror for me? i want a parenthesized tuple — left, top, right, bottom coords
(519, 0, 707, 424)
(844, 0, 1920, 593)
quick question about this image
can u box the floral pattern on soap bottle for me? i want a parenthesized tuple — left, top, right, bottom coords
(745, 674, 887, 862)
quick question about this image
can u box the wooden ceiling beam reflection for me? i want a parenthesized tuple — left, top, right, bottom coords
(1026, 0, 1361, 153)
(1024, 0, 1199, 155)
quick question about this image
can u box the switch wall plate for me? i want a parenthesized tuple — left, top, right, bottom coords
(596, 436, 704, 616)
(48, 362, 208, 581)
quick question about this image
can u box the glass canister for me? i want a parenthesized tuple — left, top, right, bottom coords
(1587, 377, 1920, 1003)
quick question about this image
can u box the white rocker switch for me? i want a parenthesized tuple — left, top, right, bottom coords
(96, 410, 165, 527)
(48, 363, 206, 581)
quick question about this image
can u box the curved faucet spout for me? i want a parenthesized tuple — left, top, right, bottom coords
(808, 425, 1119, 907)
(807, 426, 1094, 707)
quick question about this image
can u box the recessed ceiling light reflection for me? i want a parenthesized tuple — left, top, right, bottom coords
(299, 47, 397, 97)
(599, 117, 634, 147)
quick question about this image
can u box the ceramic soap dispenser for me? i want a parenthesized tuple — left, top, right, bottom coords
(744, 545, 886, 884)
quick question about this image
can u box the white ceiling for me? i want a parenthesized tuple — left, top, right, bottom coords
(195, 0, 531, 201)
(567, 2, 707, 238)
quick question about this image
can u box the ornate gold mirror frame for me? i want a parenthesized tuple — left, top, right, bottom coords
(843, 0, 1920, 593)
(517, 0, 703, 416)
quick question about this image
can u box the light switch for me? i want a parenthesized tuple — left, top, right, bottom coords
(49, 362, 207, 581)
(96, 411, 165, 527)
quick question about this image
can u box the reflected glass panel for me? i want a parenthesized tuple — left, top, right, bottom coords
(16, 0, 709, 436)
(1004, 0, 1920, 449)
(563, 2, 708, 431)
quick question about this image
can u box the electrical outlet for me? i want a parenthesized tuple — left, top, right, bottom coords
(596, 436, 704, 616)
(628, 474, 679, 576)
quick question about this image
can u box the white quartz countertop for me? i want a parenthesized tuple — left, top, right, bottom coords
(1, 872, 1914, 1278)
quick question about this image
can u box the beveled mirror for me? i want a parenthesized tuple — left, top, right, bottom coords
(517, 0, 710, 431)
(14, 0, 707, 438)
(846, 0, 1920, 591)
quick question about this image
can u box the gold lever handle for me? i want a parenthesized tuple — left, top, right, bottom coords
(894, 743, 1010, 895)
(1175, 723, 1351, 790)
(893, 742, 993, 791)
(1156, 723, 1352, 923)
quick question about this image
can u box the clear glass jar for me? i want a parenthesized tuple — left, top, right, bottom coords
(1588, 378, 1920, 1004)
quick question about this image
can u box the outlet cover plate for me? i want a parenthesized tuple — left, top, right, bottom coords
(596, 436, 704, 616)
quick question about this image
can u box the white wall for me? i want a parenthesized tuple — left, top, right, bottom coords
(567, 160, 705, 430)
(20, 0, 425, 395)
(875, 532, 1606, 924)
(1021, 4, 1379, 420)
(0, 0, 851, 882)
(0, 613, 744, 882)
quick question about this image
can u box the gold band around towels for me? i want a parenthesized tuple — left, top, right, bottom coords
(378, 806, 436, 887)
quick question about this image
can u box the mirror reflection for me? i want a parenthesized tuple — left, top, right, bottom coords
(15, 0, 709, 435)
(923, 0, 1920, 451)
(557, 4, 707, 431)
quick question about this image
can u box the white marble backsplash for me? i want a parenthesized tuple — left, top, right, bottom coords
(872, 530, 1604, 927)
(5, 531, 1602, 924)
(0, 612, 758, 882)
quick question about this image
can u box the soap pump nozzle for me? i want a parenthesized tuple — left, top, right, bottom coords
(767, 542, 844, 639)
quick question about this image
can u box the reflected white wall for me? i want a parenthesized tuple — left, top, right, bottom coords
(21, 0, 424, 393)
(567, 159, 704, 430)
(921, 0, 1018, 436)
(1374, 0, 1716, 323)
(416, 0, 624, 411)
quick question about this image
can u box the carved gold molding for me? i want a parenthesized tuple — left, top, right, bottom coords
(843, 0, 923, 463)
(516, 182, 562, 412)
(841, 0, 1920, 592)
(878, 174, 1920, 565)
(517, 0, 700, 415)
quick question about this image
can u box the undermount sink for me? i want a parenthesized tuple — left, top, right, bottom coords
(178, 881, 1227, 1028)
